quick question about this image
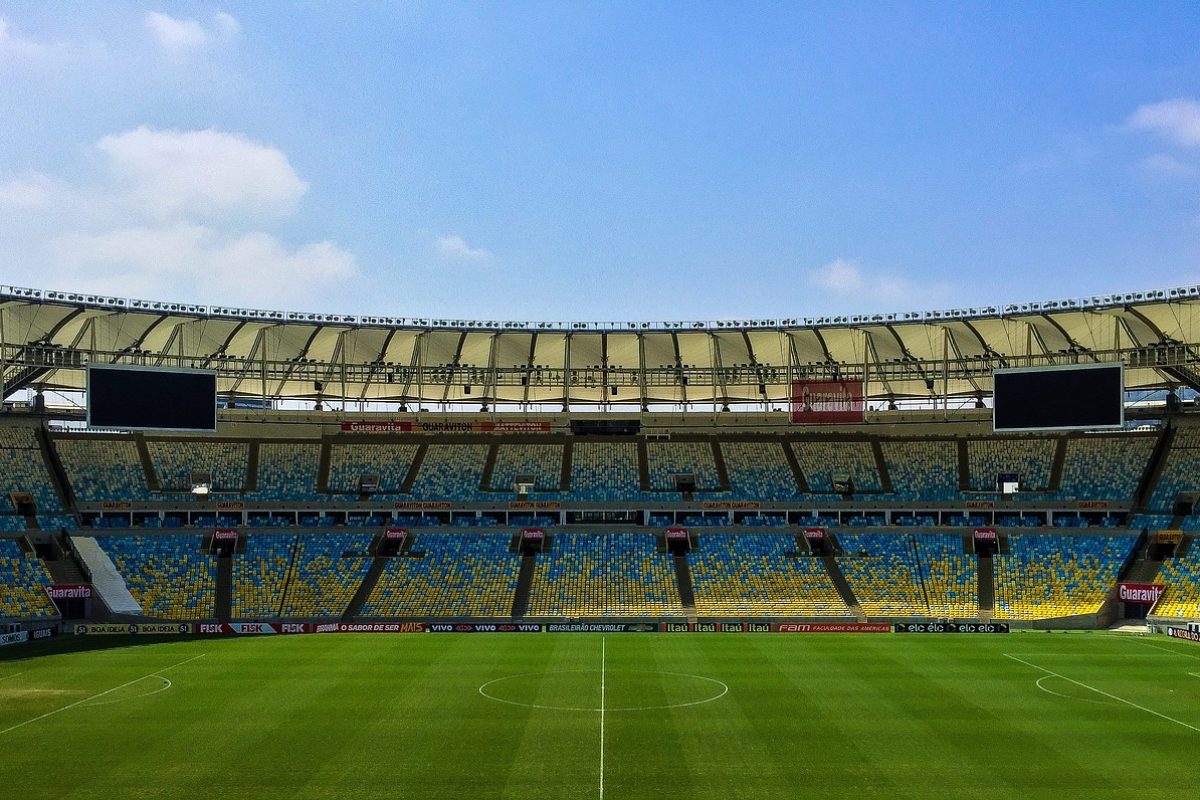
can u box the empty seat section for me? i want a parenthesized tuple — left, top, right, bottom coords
(95, 534, 214, 619)
(992, 533, 1137, 620)
(280, 533, 374, 616)
(327, 443, 418, 493)
(967, 438, 1054, 491)
(690, 533, 848, 616)
(646, 442, 720, 490)
(1151, 544, 1200, 618)
(232, 535, 297, 618)
(1148, 428, 1200, 512)
(408, 444, 488, 501)
(570, 442, 642, 500)
(251, 444, 322, 501)
(1055, 434, 1155, 502)
(148, 440, 249, 491)
(0, 427, 60, 511)
(527, 533, 681, 616)
(838, 533, 928, 616)
(56, 438, 153, 501)
(914, 534, 978, 617)
(0, 539, 58, 619)
(881, 441, 957, 501)
(363, 533, 520, 617)
(721, 442, 799, 500)
(490, 444, 563, 491)
(793, 440, 881, 492)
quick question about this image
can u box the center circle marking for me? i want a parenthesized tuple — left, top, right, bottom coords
(478, 669, 729, 712)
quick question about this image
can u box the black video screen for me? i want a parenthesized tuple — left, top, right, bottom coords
(993, 365, 1122, 431)
(88, 366, 217, 431)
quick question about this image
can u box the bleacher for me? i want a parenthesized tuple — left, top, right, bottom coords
(56, 438, 153, 502)
(93, 534, 214, 619)
(1148, 427, 1200, 511)
(794, 440, 882, 492)
(690, 533, 848, 616)
(967, 438, 1054, 491)
(279, 533, 374, 616)
(327, 443, 419, 493)
(250, 444, 322, 501)
(0, 538, 58, 619)
(646, 442, 720, 491)
(721, 441, 799, 500)
(570, 441, 642, 501)
(408, 444, 489, 500)
(992, 533, 1137, 620)
(1055, 434, 1155, 502)
(148, 440, 249, 492)
(881, 440, 957, 501)
(364, 533, 520, 617)
(0, 427, 61, 511)
(838, 533, 937, 617)
(527, 533, 680, 616)
(490, 444, 563, 491)
(1151, 544, 1200, 619)
(231, 534, 296, 618)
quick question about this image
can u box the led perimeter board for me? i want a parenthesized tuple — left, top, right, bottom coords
(992, 363, 1124, 432)
(87, 365, 218, 432)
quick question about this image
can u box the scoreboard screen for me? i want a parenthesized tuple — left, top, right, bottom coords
(993, 363, 1123, 432)
(87, 365, 217, 432)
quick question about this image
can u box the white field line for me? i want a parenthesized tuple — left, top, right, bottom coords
(1190, 673, 1200, 679)
(1004, 653, 1200, 733)
(1143, 642, 1200, 661)
(81, 676, 173, 708)
(0, 653, 206, 737)
(599, 636, 606, 800)
(0, 672, 24, 682)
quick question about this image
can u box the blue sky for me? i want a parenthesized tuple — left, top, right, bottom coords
(2, 2, 1200, 321)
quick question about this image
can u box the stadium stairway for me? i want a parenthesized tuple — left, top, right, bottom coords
(215, 555, 232, 620)
(344, 546, 389, 620)
(399, 445, 428, 494)
(869, 441, 894, 493)
(480, 444, 500, 492)
(511, 554, 536, 617)
(821, 554, 862, 619)
(673, 554, 696, 615)
(1133, 426, 1174, 509)
(134, 436, 160, 491)
(559, 441, 573, 491)
(780, 437, 810, 491)
(977, 555, 995, 622)
(34, 426, 73, 510)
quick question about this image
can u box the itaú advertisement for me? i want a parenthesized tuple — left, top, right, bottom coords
(1117, 583, 1165, 605)
(790, 380, 865, 425)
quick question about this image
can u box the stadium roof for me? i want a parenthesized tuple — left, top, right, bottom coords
(3, 284, 1200, 408)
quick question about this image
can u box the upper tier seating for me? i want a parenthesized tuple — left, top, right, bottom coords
(408, 444, 488, 500)
(570, 442, 643, 501)
(722, 442, 799, 500)
(1149, 428, 1200, 512)
(646, 442, 721, 491)
(690, 532, 848, 617)
(490, 444, 563, 492)
(793, 440, 882, 492)
(148, 440, 249, 492)
(881, 440, 957, 501)
(56, 438, 153, 502)
(1054, 434, 1155, 502)
(250, 444, 322, 501)
(0, 427, 60, 511)
(967, 438, 1054, 491)
(327, 443, 419, 493)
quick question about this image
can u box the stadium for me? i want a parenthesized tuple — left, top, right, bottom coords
(3, 283, 1200, 799)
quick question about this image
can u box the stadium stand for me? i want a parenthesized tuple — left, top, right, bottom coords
(992, 533, 1137, 620)
(327, 443, 419, 493)
(0, 538, 58, 619)
(279, 533, 374, 616)
(1151, 543, 1200, 619)
(881, 440, 957, 501)
(232, 535, 296, 618)
(690, 533, 848, 616)
(721, 441, 800, 500)
(793, 440, 881, 492)
(838, 533, 975, 617)
(147, 440, 249, 492)
(408, 444, 489, 500)
(490, 444, 563, 491)
(646, 442, 720, 490)
(250, 444, 322, 501)
(570, 441, 642, 500)
(364, 533, 520, 617)
(526, 533, 681, 616)
(93, 534, 215, 619)
(1148, 427, 1200, 511)
(967, 437, 1055, 491)
(56, 437, 153, 502)
(1054, 434, 1156, 502)
(0, 427, 61, 511)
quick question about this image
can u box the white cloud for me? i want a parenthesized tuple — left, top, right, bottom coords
(97, 127, 308, 220)
(0, 128, 357, 309)
(213, 12, 241, 37)
(809, 258, 947, 307)
(436, 234, 493, 261)
(1127, 98, 1200, 147)
(145, 11, 209, 54)
(1140, 152, 1196, 177)
(0, 16, 59, 61)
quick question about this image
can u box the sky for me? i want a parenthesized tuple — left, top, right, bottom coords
(2, 2, 1200, 322)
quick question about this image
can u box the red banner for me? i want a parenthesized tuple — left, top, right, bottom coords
(665, 528, 689, 540)
(973, 528, 997, 542)
(341, 420, 551, 434)
(213, 529, 238, 541)
(791, 380, 865, 425)
(384, 527, 408, 540)
(46, 584, 92, 600)
(195, 623, 313, 635)
(521, 528, 545, 541)
(1117, 583, 1165, 605)
(803, 527, 826, 540)
(773, 622, 891, 633)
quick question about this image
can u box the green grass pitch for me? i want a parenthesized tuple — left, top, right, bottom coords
(1, 632, 1198, 799)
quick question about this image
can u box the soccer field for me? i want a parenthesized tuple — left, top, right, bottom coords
(2, 632, 1198, 799)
